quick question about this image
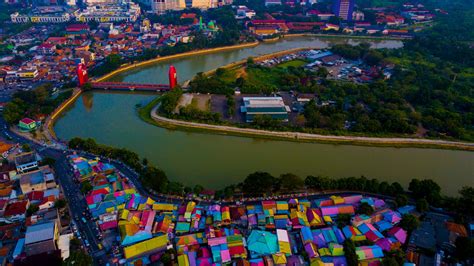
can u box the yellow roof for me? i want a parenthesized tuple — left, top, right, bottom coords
(146, 197, 155, 205)
(278, 241, 291, 255)
(178, 254, 190, 266)
(272, 253, 287, 265)
(120, 209, 130, 220)
(323, 216, 333, 223)
(123, 235, 168, 259)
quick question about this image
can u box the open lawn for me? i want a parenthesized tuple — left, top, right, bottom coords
(246, 67, 283, 88)
(277, 59, 308, 69)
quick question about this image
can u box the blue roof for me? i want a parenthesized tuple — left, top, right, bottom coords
(13, 238, 25, 259)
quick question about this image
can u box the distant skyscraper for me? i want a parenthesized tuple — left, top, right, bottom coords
(333, 0, 354, 21)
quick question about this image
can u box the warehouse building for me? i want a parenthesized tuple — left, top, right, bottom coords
(240, 97, 290, 122)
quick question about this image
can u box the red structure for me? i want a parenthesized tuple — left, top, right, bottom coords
(77, 63, 88, 87)
(168, 65, 177, 89)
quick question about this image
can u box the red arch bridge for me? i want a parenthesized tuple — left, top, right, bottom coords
(91, 82, 171, 92)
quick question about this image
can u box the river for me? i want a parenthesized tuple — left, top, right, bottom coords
(53, 37, 473, 196)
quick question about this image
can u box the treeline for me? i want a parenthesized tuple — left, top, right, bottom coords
(158, 88, 221, 124)
(219, 171, 474, 221)
(3, 83, 73, 124)
(68, 137, 199, 196)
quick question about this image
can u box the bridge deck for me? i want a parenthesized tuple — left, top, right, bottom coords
(91, 82, 170, 91)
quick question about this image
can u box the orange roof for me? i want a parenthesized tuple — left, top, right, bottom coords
(0, 187, 12, 197)
(446, 222, 468, 237)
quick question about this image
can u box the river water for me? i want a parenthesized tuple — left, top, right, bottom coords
(53, 37, 473, 196)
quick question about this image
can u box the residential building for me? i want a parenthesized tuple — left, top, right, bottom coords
(191, 0, 212, 9)
(14, 152, 39, 174)
(151, 0, 185, 14)
(265, 0, 281, 6)
(18, 118, 37, 132)
(240, 97, 290, 122)
(24, 221, 59, 256)
(333, 0, 355, 21)
(19, 166, 56, 194)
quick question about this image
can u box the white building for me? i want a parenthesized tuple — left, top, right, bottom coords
(75, 2, 141, 22)
(11, 11, 71, 23)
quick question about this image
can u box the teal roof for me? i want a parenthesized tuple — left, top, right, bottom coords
(247, 230, 278, 257)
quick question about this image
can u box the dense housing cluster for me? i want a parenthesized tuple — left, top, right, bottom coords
(65, 153, 458, 266)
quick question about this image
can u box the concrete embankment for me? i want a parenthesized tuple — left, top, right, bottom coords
(150, 105, 474, 151)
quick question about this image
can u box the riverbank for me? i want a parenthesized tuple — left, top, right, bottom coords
(146, 104, 474, 151)
(94, 41, 260, 83)
(282, 33, 410, 41)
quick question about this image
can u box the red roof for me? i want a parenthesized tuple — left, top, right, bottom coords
(20, 118, 35, 125)
(0, 199, 8, 209)
(4, 201, 28, 217)
(251, 19, 286, 24)
(66, 24, 90, 32)
(180, 13, 197, 19)
(27, 191, 44, 201)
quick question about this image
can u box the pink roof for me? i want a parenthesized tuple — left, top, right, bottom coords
(20, 118, 35, 125)
(100, 220, 118, 230)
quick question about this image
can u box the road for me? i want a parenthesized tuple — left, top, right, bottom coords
(0, 118, 108, 264)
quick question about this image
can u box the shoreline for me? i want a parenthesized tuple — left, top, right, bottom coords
(282, 33, 410, 41)
(146, 104, 474, 151)
(93, 41, 260, 82)
(46, 36, 474, 151)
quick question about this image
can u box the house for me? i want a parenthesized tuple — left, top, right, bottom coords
(19, 167, 55, 194)
(3, 200, 29, 221)
(18, 118, 37, 132)
(24, 221, 59, 256)
(14, 152, 39, 174)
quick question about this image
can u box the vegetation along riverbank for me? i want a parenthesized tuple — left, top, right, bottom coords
(140, 12, 474, 149)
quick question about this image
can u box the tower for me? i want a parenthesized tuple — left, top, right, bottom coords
(77, 62, 88, 87)
(168, 65, 177, 89)
(333, 0, 355, 21)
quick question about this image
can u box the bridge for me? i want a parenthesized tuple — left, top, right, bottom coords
(91, 82, 171, 92)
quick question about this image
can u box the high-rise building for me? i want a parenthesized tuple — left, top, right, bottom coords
(333, 0, 354, 21)
(151, 0, 185, 14)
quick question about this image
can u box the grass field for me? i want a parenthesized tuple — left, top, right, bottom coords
(277, 59, 308, 69)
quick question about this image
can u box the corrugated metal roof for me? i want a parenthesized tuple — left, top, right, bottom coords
(25, 222, 55, 245)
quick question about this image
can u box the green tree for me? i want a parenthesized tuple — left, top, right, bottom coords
(193, 184, 205, 195)
(357, 202, 374, 216)
(279, 173, 304, 192)
(457, 186, 474, 218)
(21, 143, 32, 152)
(80, 181, 93, 194)
(416, 198, 429, 212)
(343, 239, 358, 266)
(54, 199, 67, 209)
(242, 172, 276, 195)
(454, 236, 474, 262)
(140, 166, 169, 193)
(26, 204, 39, 217)
(63, 250, 93, 266)
(336, 213, 352, 229)
(399, 214, 419, 233)
(395, 194, 408, 207)
(381, 257, 399, 266)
